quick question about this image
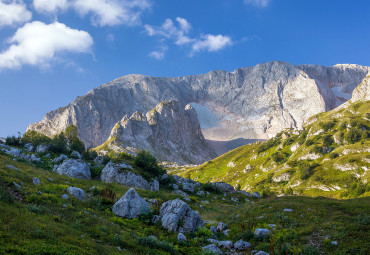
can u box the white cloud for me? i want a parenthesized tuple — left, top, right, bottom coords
(145, 17, 233, 58)
(0, 21, 93, 70)
(33, 0, 69, 13)
(73, 0, 151, 27)
(244, 0, 270, 7)
(149, 44, 167, 60)
(192, 34, 233, 53)
(0, 0, 32, 28)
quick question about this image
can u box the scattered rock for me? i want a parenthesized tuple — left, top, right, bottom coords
(151, 215, 161, 224)
(177, 233, 187, 242)
(272, 173, 291, 182)
(207, 238, 219, 245)
(62, 194, 69, 200)
(196, 190, 205, 196)
(94, 156, 105, 165)
(32, 177, 41, 185)
(6, 165, 19, 171)
(53, 154, 68, 163)
(234, 239, 251, 251)
(219, 240, 233, 249)
(283, 208, 293, 212)
(210, 226, 217, 233)
(4, 148, 21, 157)
(244, 164, 252, 173)
(223, 229, 230, 236)
(202, 244, 223, 254)
(66, 187, 86, 200)
(231, 197, 239, 202)
(254, 251, 269, 255)
(31, 154, 41, 163)
(331, 241, 338, 246)
(254, 228, 272, 238)
(48, 178, 54, 181)
(217, 222, 227, 232)
(213, 182, 236, 193)
(54, 159, 91, 179)
(238, 190, 252, 197)
(252, 192, 262, 198)
(172, 189, 189, 197)
(171, 183, 179, 190)
(227, 161, 236, 168)
(160, 198, 204, 233)
(182, 182, 194, 192)
(36, 145, 50, 153)
(112, 188, 151, 219)
(101, 161, 158, 191)
(24, 143, 34, 152)
(13, 181, 22, 190)
(71, 151, 82, 159)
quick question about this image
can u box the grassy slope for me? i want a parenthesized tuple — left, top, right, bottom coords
(171, 100, 370, 198)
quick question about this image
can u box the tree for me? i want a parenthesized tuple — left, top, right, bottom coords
(134, 150, 165, 176)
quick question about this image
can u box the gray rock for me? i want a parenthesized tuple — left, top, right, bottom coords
(112, 188, 151, 218)
(283, 208, 293, 212)
(13, 181, 22, 190)
(71, 151, 82, 159)
(62, 194, 69, 200)
(219, 240, 233, 249)
(53, 154, 68, 163)
(210, 226, 217, 233)
(238, 190, 252, 197)
(36, 145, 50, 153)
(94, 156, 105, 165)
(66, 187, 86, 200)
(207, 238, 219, 245)
(352, 75, 370, 102)
(44, 153, 51, 158)
(213, 182, 236, 193)
(202, 244, 223, 254)
(254, 228, 272, 238)
(101, 161, 158, 191)
(4, 148, 22, 157)
(196, 190, 205, 196)
(217, 222, 227, 232)
(48, 178, 54, 181)
(54, 159, 91, 179)
(24, 143, 34, 152)
(331, 241, 338, 245)
(31, 154, 41, 163)
(223, 229, 230, 236)
(231, 197, 239, 202)
(252, 192, 262, 198)
(171, 189, 189, 197)
(151, 215, 161, 224)
(32, 177, 41, 185)
(159, 198, 204, 233)
(177, 233, 187, 242)
(254, 251, 269, 255)
(234, 239, 252, 251)
(171, 183, 179, 190)
(0, 137, 5, 143)
(6, 165, 19, 171)
(182, 182, 194, 193)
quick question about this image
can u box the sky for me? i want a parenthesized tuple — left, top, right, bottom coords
(0, 0, 370, 137)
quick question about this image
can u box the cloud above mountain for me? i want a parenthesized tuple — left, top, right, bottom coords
(0, 0, 32, 28)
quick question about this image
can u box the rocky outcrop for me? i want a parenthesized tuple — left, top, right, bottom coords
(103, 100, 217, 164)
(66, 186, 86, 200)
(112, 188, 151, 218)
(159, 198, 204, 233)
(28, 61, 369, 162)
(54, 159, 91, 179)
(100, 161, 159, 191)
(352, 76, 370, 102)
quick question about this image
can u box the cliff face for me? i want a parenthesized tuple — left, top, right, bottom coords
(352, 76, 370, 103)
(102, 100, 217, 164)
(28, 61, 369, 158)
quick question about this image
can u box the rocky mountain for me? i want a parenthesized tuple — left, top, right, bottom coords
(28, 61, 370, 163)
(96, 100, 217, 164)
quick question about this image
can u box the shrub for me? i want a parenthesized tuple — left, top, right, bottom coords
(22, 130, 52, 146)
(271, 152, 289, 163)
(194, 227, 213, 238)
(65, 125, 85, 153)
(296, 130, 308, 145)
(0, 185, 14, 204)
(90, 166, 104, 179)
(284, 187, 293, 195)
(134, 150, 165, 177)
(348, 181, 366, 198)
(361, 130, 370, 140)
(319, 121, 335, 132)
(300, 163, 319, 180)
(50, 133, 68, 153)
(82, 150, 99, 161)
(5, 135, 22, 146)
(201, 183, 222, 194)
(328, 152, 339, 159)
(322, 134, 334, 147)
(305, 139, 314, 146)
(311, 145, 323, 154)
(339, 122, 347, 130)
(345, 128, 362, 144)
(257, 138, 280, 153)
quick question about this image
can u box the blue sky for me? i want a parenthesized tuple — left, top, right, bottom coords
(0, 0, 370, 137)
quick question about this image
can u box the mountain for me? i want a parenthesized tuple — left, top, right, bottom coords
(95, 100, 217, 164)
(170, 79, 370, 198)
(28, 61, 370, 163)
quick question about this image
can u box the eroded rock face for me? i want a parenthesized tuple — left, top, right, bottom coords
(54, 159, 91, 179)
(112, 188, 151, 218)
(27, 61, 370, 162)
(352, 76, 370, 102)
(104, 100, 217, 164)
(159, 198, 204, 233)
(100, 161, 159, 191)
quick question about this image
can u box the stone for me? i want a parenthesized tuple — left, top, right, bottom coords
(66, 187, 86, 200)
(13, 181, 22, 190)
(272, 173, 291, 182)
(234, 239, 251, 251)
(112, 188, 151, 218)
(4, 148, 21, 157)
(352, 75, 370, 102)
(252, 192, 262, 198)
(24, 143, 34, 152)
(238, 190, 252, 197)
(172, 189, 189, 197)
(210, 226, 217, 233)
(223, 229, 230, 236)
(54, 159, 91, 179)
(31, 154, 41, 163)
(182, 182, 194, 193)
(101, 161, 158, 191)
(207, 238, 220, 245)
(53, 154, 68, 163)
(151, 215, 161, 224)
(213, 182, 236, 193)
(32, 177, 41, 185)
(217, 222, 227, 232)
(196, 190, 205, 196)
(172, 183, 179, 190)
(331, 241, 338, 245)
(202, 244, 223, 254)
(159, 198, 204, 233)
(219, 240, 233, 249)
(35, 145, 50, 153)
(6, 165, 19, 171)
(177, 233, 187, 242)
(62, 194, 69, 200)
(254, 228, 272, 238)
(71, 151, 82, 159)
(254, 251, 269, 255)
(94, 156, 105, 165)
(231, 197, 239, 202)
(48, 178, 54, 181)
(283, 208, 293, 212)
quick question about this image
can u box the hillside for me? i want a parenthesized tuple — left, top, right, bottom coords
(170, 99, 370, 199)
(0, 149, 369, 254)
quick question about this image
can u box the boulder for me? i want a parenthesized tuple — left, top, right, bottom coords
(182, 182, 194, 193)
(112, 188, 151, 218)
(159, 198, 204, 233)
(101, 161, 159, 191)
(62, 194, 69, 200)
(71, 151, 82, 159)
(254, 228, 272, 238)
(4, 148, 21, 157)
(254, 251, 269, 255)
(172, 189, 189, 197)
(36, 145, 50, 153)
(210, 226, 217, 233)
(24, 143, 34, 152)
(202, 244, 223, 254)
(151, 215, 161, 224)
(238, 190, 252, 197)
(217, 222, 227, 232)
(32, 177, 41, 185)
(213, 182, 236, 193)
(234, 240, 252, 251)
(94, 156, 105, 165)
(6, 165, 19, 171)
(219, 240, 233, 249)
(196, 190, 205, 196)
(283, 208, 293, 212)
(53, 154, 68, 163)
(177, 233, 187, 242)
(66, 186, 86, 200)
(252, 192, 262, 198)
(54, 159, 91, 179)
(31, 154, 41, 163)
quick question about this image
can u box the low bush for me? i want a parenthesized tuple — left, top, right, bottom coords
(134, 150, 165, 177)
(319, 121, 335, 132)
(345, 128, 362, 144)
(201, 183, 222, 194)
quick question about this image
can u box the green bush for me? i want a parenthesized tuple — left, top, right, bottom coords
(134, 150, 165, 177)
(299, 163, 319, 180)
(257, 138, 280, 153)
(271, 152, 289, 163)
(90, 166, 105, 179)
(305, 139, 314, 147)
(0, 185, 14, 204)
(328, 152, 339, 159)
(345, 128, 362, 144)
(284, 187, 293, 195)
(65, 125, 85, 153)
(322, 134, 334, 147)
(339, 122, 347, 130)
(296, 130, 308, 145)
(5, 135, 22, 146)
(50, 133, 68, 153)
(22, 130, 52, 147)
(311, 145, 323, 154)
(319, 121, 335, 132)
(201, 183, 222, 194)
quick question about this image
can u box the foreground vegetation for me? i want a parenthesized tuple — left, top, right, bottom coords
(171, 100, 370, 199)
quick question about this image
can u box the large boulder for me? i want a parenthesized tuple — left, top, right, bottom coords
(213, 182, 236, 193)
(54, 159, 91, 179)
(202, 244, 223, 254)
(36, 145, 50, 153)
(112, 188, 151, 218)
(66, 186, 86, 200)
(159, 198, 204, 233)
(101, 161, 159, 191)
(254, 228, 272, 239)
